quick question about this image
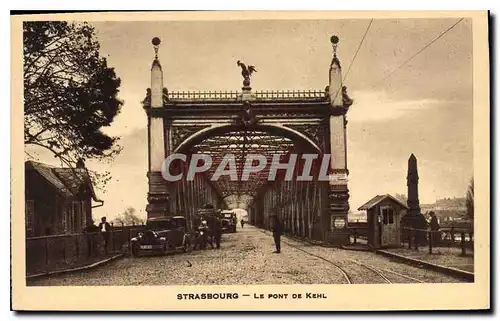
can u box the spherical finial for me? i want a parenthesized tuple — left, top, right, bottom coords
(152, 37, 161, 46)
(152, 37, 161, 59)
(330, 35, 339, 44)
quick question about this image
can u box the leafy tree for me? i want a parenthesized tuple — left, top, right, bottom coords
(113, 207, 143, 226)
(394, 193, 408, 205)
(23, 21, 123, 189)
(466, 178, 474, 219)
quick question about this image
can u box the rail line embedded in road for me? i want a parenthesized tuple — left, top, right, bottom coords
(262, 229, 429, 284)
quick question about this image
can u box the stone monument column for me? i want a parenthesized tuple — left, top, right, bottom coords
(407, 153, 421, 216)
(146, 37, 169, 218)
(405, 153, 428, 244)
(326, 35, 352, 245)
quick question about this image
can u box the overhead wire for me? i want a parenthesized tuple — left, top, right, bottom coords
(343, 18, 374, 83)
(331, 18, 374, 104)
(372, 18, 465, 88)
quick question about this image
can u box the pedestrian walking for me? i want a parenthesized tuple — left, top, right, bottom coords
(98, 216, 111, 254)
(240, 219, 245, 228)
(210, 216, 223, 249)
(270, 214, 282, 254)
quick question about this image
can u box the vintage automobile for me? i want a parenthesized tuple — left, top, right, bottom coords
(130, 216, 192, 257)
(220, 210, 237, 233)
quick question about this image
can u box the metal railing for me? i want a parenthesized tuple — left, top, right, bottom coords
(348, 220, 369, 245)
(348, 228, 369, 245)
(25, 227, 146, 276)
(345, 224, 473, 253)
(168, 91, 240, 101)
(401, 227, 473, 255)
(255, 90, 326, 100)
(166, 89, 327, 101)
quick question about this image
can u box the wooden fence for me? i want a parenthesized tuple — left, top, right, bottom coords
(26, 226, 146, 275)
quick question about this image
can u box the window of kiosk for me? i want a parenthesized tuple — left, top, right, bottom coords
(382, 208, 388, 225)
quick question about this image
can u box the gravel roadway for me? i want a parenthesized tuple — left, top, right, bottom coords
(28, 226, 468, 286)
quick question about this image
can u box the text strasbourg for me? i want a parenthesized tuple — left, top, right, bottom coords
(177, 293, 239, 300)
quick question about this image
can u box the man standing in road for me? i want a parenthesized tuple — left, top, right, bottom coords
(270, 214, 282, 254)
(211, 216, 223, 249)
(98, 216, 111, 254)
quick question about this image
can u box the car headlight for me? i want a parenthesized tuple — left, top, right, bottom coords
(200, 231, 204, 235)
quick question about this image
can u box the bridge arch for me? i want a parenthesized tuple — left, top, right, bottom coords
(169, 122, 330, 241)
(173, 123, 322, 155)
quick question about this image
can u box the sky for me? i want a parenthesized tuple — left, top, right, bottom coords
(26, 18, 473, 221)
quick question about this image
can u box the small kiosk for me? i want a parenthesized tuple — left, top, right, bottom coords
(358, 194, 408, 249)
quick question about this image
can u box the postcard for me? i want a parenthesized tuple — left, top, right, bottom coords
(11, 10, 490, 311)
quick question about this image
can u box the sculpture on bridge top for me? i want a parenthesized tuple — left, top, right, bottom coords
(237, 60, 257, 87)
(342, 86, 354, 109)
(235, 101, 258, 127)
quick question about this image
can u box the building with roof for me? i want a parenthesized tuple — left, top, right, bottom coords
(421, 197, 467, 223)
(24, 160, 103, 237)
(358, 194, 408, 248)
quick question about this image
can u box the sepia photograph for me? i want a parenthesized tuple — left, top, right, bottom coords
(11, 10, 490, 311)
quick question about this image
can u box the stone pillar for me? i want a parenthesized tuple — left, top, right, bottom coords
(325, 35, 350, 245)
(405, 153, 427, 244)
(407, 153, 420, 216)
(146, 38, 169, 219)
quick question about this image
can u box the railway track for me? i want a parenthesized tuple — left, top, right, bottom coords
(348, 259, 393, 283)
(280, 238, 353, 284)
(262, 230, 426, 284)
(346, 259, 425, 283)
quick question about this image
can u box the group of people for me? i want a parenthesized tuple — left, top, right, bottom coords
(86, 211, 284, 255)
(193, 215, 223, 250)
(193, 211, 283, 254)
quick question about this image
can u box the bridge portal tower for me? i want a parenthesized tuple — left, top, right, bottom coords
(143, 36, 353, 245)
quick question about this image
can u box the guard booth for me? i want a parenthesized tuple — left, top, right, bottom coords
(358, 194, 408, 249)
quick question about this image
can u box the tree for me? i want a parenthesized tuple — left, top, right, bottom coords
(23, 21, 123, 189)
(113, 207, 143, 226)
(394, 193, 408, 205)
(466, 178, 474, 219)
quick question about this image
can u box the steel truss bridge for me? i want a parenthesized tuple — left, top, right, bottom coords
(143, 36, 353, 245)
